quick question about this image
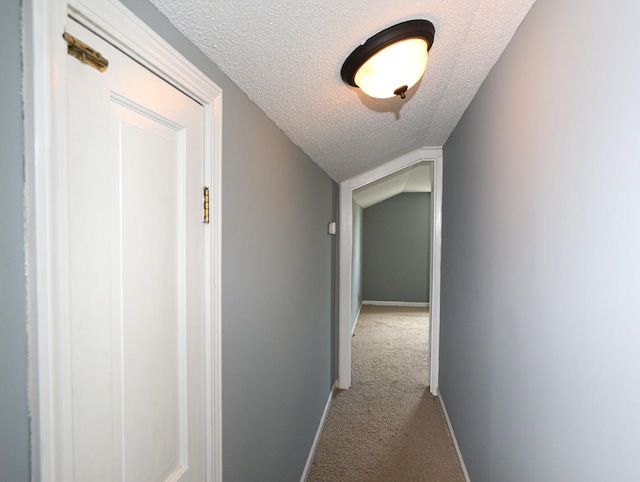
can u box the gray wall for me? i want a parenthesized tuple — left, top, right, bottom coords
(0, 0, 30, 480)
(363, 193, 431, 303)
(440, 0, 640, 480)
(351, 200, 363, 326)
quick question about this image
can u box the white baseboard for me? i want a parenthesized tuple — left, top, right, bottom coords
(300, 382, 336, 482)
(351, 303, 363, 335)
(437, 390, 471, 482)
(363, 300, 429, 308)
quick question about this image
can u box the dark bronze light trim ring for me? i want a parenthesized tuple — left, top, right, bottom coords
(341, 19, 436, 88)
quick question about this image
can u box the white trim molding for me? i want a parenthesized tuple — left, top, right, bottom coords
(338, 147, 443, 394)
(429, 149, 443, 395)
(351, 303, 363, 335)
(300, 382, 336, 482)
(438, 391, 471, 482)
(363, 301, 430, 308)
(24, 0, 223, 480)
(338, 181, 353, 388)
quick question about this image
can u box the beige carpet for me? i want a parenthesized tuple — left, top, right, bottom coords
(307, 305, 465, 482)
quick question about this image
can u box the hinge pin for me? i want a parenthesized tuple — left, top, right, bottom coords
(203, 187, 210, 224)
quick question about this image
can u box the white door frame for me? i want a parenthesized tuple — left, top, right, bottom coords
(23, 0, 223, 479)
(338, 147, 443, 394)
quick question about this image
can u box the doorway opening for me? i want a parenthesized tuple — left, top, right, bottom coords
(352, 161, 433, 384)
(337, 148, 443, 393)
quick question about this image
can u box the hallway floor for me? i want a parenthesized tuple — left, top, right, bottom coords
(307, 305, 464, 481)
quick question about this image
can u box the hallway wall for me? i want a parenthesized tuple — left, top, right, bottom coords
(363, 193, 431, 303)
(440, 0, 640, 480)
(0, 0, 29, 480)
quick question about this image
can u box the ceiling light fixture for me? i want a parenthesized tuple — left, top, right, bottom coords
(341, 19, 435, 100)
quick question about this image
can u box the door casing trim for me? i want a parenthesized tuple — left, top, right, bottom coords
(23, 0, 223, 480)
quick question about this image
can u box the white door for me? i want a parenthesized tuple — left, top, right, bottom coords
(66, 18, 209, 481)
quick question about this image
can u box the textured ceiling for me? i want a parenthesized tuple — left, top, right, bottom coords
(149, 0, 535, 182)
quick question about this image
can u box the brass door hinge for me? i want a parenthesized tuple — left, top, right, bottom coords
(63, 32, 109, 72)
(203, 187, 210, 224)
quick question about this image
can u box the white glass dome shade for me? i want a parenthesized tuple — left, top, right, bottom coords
(354, 38, 429, 99)
(341, 19, 435, 100)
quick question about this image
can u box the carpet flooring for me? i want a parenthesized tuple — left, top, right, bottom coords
(307, 305, 465, 482)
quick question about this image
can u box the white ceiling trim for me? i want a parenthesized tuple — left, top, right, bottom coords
(349, 147, 442, 190)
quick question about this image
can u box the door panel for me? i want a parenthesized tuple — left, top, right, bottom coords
(120, 106, 187, 481)
(66, 18, 207, 481)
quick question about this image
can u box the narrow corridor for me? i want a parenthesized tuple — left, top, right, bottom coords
(308, 306, 463, 481)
